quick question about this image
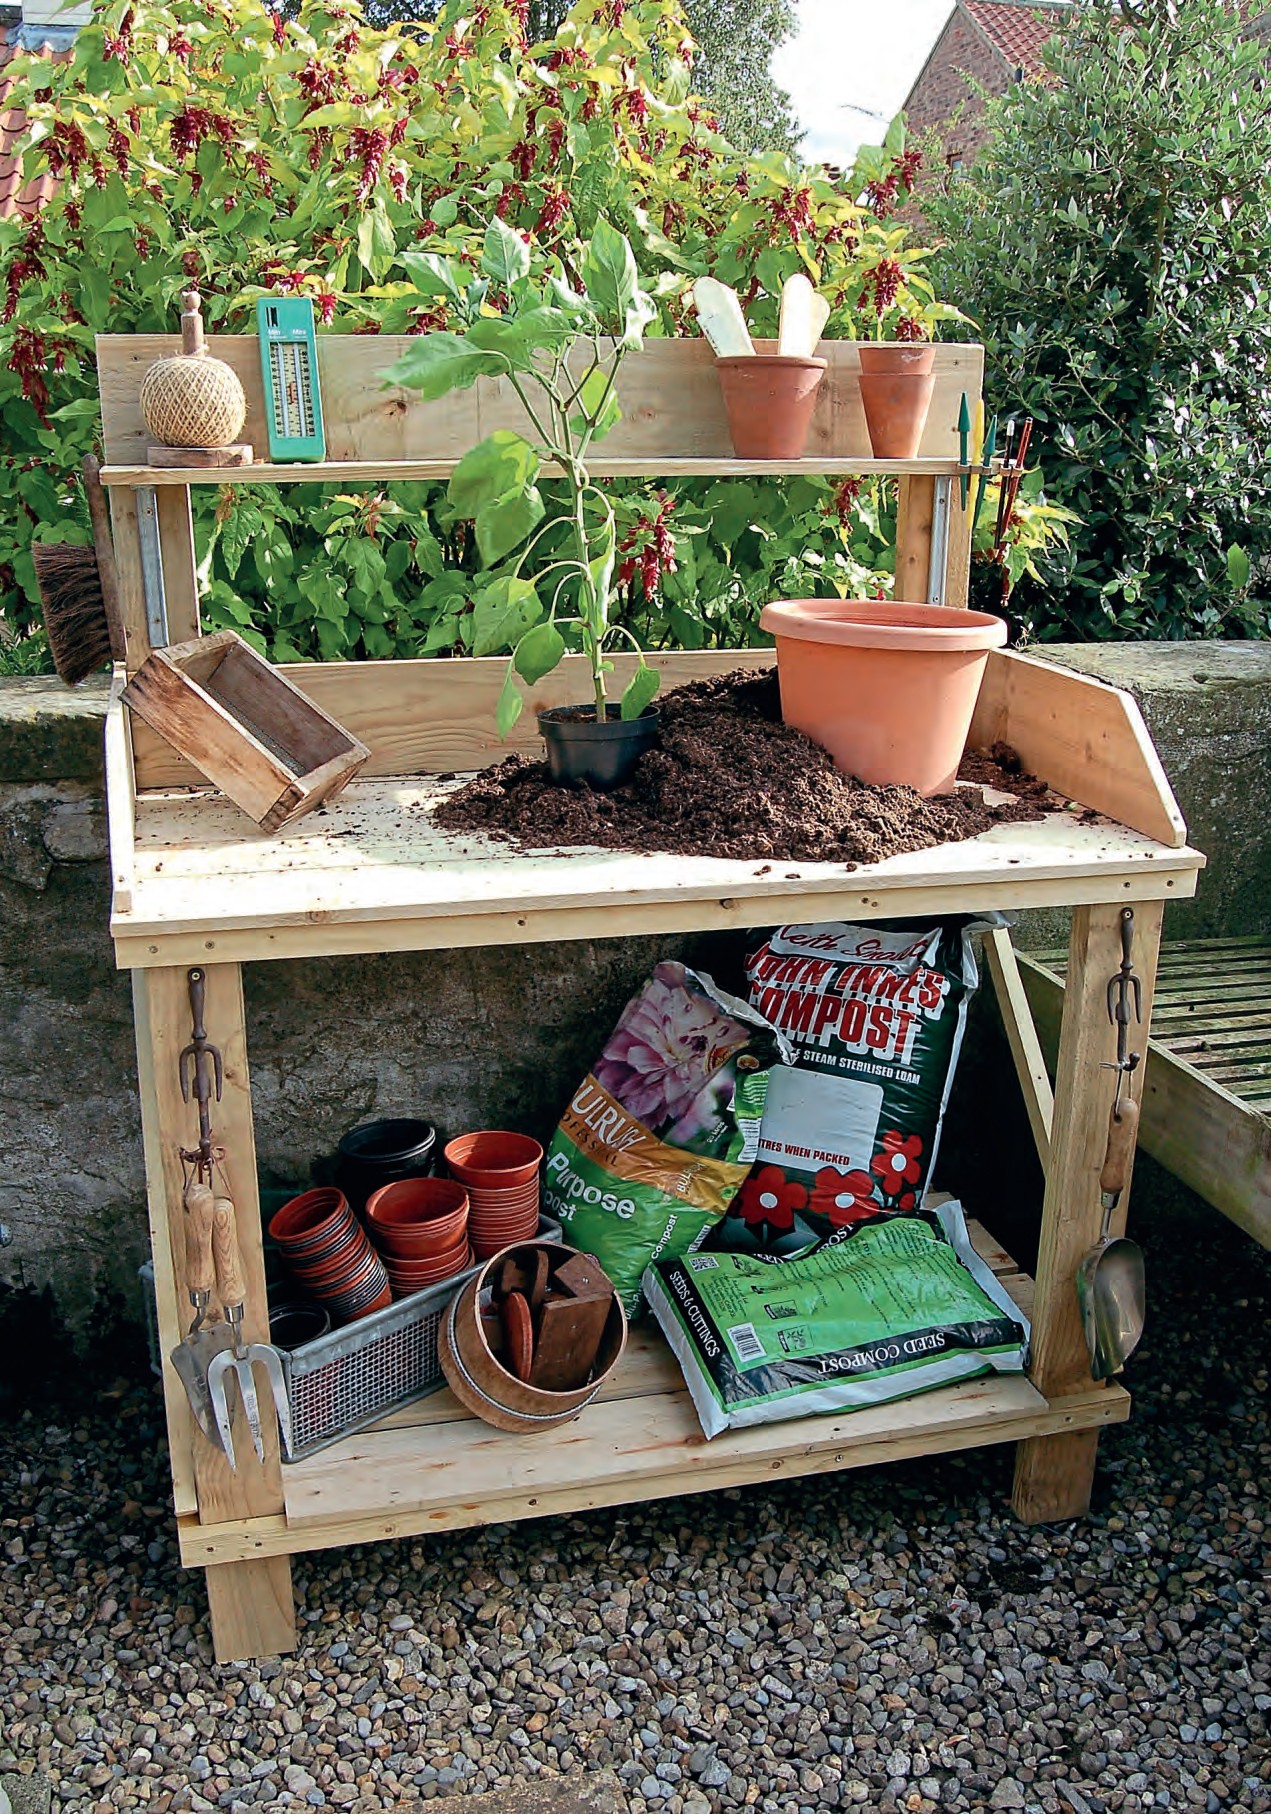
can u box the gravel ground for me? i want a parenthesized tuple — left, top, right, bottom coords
(1, 1193, 1267, 1814)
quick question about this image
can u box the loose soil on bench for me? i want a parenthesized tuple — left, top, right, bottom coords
(435, 668, 1056, 867)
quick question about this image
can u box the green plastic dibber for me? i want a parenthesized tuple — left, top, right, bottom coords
(257, 297, 326, 462)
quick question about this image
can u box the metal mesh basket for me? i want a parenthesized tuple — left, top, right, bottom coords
(280, 1215, 561, 1460)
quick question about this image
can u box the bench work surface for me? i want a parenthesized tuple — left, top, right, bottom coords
(114, 777, 1201, 969)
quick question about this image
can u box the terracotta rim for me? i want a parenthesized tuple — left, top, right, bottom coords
(760, 598, 1008, 653)
(445, 1131, 544, 1186)
(269, 1188, 353, 1248)
(715, 354, 827, 373)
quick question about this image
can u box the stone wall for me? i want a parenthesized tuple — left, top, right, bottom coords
(2, 644, 1268, 1376)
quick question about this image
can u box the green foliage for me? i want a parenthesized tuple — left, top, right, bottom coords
(355, 0, 801, 152)
(0, 0, 1064, 672)
(386, 216, 664, 719)
(927, 0, 1271, 641)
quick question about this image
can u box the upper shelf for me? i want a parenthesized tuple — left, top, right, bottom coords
(99, 455, 977, 487)
(96, 334, 985, 474)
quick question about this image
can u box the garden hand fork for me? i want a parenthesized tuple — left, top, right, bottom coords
(206, 1193, 293, 1470)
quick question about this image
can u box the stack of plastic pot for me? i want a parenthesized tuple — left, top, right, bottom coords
(365, 1178, 472, 1297)
(269, 1188, 391, 1323)
(443, 1132, 543, 1260)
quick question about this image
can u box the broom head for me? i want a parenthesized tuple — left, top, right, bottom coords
(33, 541, 114, 686)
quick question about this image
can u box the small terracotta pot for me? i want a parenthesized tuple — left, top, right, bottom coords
(760, 597, 1008, 795)
(445, 1132, 543, 1189)
(716, 354, 827, 460)
(438, 1242, 627, 1432)
(366, 1178, 469, 1255)
(856, 343, 937, 459)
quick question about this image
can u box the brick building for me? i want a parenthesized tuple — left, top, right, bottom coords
(903, 0, 1071, 165)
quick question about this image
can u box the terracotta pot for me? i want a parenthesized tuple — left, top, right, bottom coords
(760, 598, 1008, 795)
(366, 1178, 469, 1255)
(445, 1132, 543, 1189)
(269, 1188, 354, 1253)
(438, 1242, 627, 1432)
(856, 343, 937, 459)
(715, 354, 827, 460)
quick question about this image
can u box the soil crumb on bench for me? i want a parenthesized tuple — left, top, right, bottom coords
(435, 668, 1052, 866)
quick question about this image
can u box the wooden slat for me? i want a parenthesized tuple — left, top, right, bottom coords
(156, 486, 200, 644)
(101, 456, 981, 487)
(968, 649, 1188, 848)
(984, 926, 1054, 1169)
(107, 486, 151, 669)
(129, 649, 777, 788)
(1020, 952, 1271, 1251)
(894, 475, 935, 602)
(96, 335, 983, 471)
(180, 1378, 1125, 1565)
(1012, 901, 1162, 1522)
(110, 773, 1200, 972)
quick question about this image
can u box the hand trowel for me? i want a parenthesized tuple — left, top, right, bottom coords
(169, 1178, 236, 1449)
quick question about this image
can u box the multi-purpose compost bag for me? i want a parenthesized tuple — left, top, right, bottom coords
(738, 919, 988, 1245)
(644, 1200, 1028, 1438)
(543, 961, 792, 1313)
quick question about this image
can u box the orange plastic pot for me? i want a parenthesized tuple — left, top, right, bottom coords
(366, 1178, 469, 1255)
(445, 1132, 543, 1189)
(760, 598, 1007, 795)
(716, 355, 827, 459)
(856, 342, 936, 459)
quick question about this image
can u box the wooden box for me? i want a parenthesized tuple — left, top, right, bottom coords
(121, 630, 369, 832)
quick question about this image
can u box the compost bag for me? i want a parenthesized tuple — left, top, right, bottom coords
(543, 961, 792, 1313)
(643, 1200, 1029, 1438)
(738, 918, 989, 1245)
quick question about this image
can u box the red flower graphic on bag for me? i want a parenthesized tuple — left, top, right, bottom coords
(809, 1167, 879, 1228)
(871, 1130, 924, 1195)
(737, 1165, 807, 1235)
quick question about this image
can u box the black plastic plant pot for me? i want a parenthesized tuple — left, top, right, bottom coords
(537, 704, 661, 790)
(335, 1117, 437, 1217)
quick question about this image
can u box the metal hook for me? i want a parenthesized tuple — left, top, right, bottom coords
(1102, 907, 1143, 1112)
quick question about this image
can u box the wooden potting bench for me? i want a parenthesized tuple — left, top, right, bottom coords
(96, 332, 1204, 1662)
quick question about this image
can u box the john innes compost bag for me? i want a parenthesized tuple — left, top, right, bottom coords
(543, 961, 793, 1313)
(740, 919, 988, 1243)
(644, 1200, 1029, 1438)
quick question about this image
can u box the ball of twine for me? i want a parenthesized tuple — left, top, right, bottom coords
(141, 354, 246, 449)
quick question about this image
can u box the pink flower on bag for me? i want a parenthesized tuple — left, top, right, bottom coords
(594, 962, 752, 1132)
(809, 1167, 879, 1228)
(737, 1165, 807, 1235)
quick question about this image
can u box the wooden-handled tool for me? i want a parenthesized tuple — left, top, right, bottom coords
(169, 1179, 236, 1448)
(1077, 1095, 1146, 1380)
(206, 1194, 293, 1469)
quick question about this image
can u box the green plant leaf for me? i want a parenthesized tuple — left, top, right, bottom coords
(358, 202, 397, 281)
(482, 216, 531, 286)
(513, 620, 566, 685)
(398, 250, 464, 304)
(1227, 543, 1251, 590)
(475, 485, 545, 566)
(582, 218, 638, 319)
(383, 334, 507, 400)
(466, 306, 574, 367)
(471, 575, 542, 657)
(568, 365, 622, 442)
(447, 430, 539, 517)
(620, 659, 660, 721)
(496, 664, 525, 738)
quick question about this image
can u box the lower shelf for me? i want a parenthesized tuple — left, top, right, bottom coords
(177, 1221, 1130, 1569)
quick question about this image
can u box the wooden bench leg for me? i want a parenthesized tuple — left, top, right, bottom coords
(1012, 900, 1162, 1522)
(134, 962, 297, 1659)
(206, 1557, 296, 1664)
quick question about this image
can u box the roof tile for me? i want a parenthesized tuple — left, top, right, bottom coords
(962, 0, 1065, 78)
(0, 17, 60, 223)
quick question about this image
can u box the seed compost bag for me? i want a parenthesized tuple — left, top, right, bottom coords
(643, 1200, 1029, 1438)
(543, 961, 792, 1314)
(736, 919, 991, 1247)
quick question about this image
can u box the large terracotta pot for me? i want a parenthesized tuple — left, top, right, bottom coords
(856, 342, 937, 459)
(760, 598, 1007, 795)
